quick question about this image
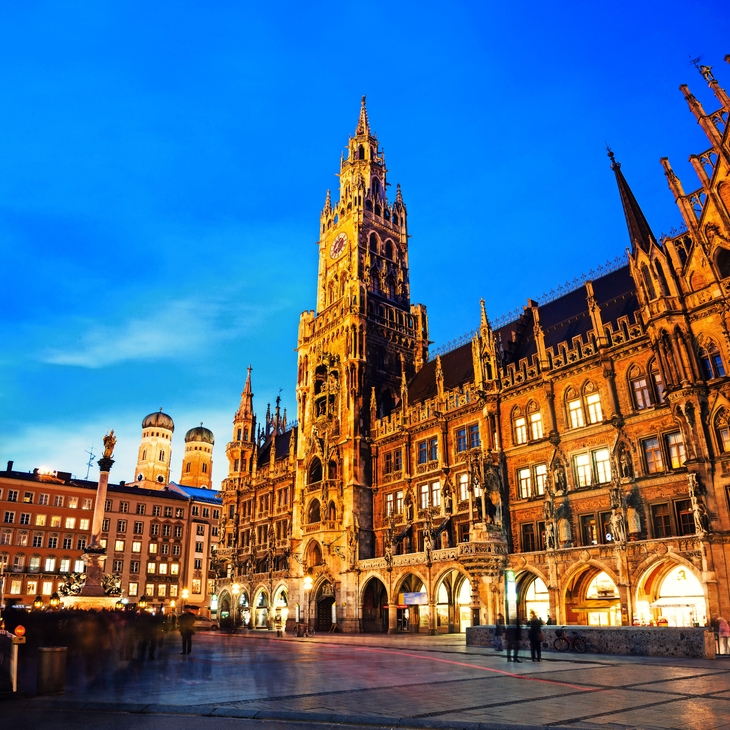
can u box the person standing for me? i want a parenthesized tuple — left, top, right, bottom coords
(494, 612, 505, 651)
(505, 616, 522, 662)
(528, 610, 543, 661)
(717, 617, 730, 655)
(179, 609, 195, 655)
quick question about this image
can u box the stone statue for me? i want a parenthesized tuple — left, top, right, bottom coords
(627, 504, 642, 534)
(384, 540, 393, 568)
(619, 445, 633, 479)
(543, 493, 554, 522)
(693, 499, 710, 534)
(424, 529, 432, 563)
(545, 521, 555, 550)
(610, 508, 626, 544)
(553, 460, 566, 492)
(558, 516, 572, 547)
(700, 65, 716, 83)
(103, 430, 116, 459)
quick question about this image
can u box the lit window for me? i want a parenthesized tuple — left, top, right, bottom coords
(632, 377, 651, 410)
(147, 562, 156, 574)
(643, 437, 664, 474)
(529, 412, 543, 440)
(114, 540, 125, 552)
(59, 559, 70, 573)
(534, 464, 547, 496)
(50, 516, 61, 527)
(170, 585, 178, 597)
(158, 563, 168, 575)
(395, 490, 403, 514)
(458, 473, 469, 502)
(718, 425, 730, 453)
(170, 563, 179, 575)
(419, 483, 428, 509)
(192, 579, 202, 594)
(593, 448, 612, 483)
(148, 543, 158, 554)
(74, 559, 85, 572)
(64, 517, 75, 529)
(666, 432, 686, 469)
(430, 481, 440, 508)
(145, 583, 154, 596)
(10, 580, 21, 595)
(386, 493, 394, 516)
(574, 453, 592, 487)
(158, 584, 167, 597)
(79, 519, 90, 531)
(514, 417, 527, 445)
(68, 497, 78, 509)
(35, 514, 47, 526)
(42, 580, 53, 595)
(585, 392, 602, 424)
(128, 582, 138, 597)
(82, 498, 93, 510)
(518, 468, 532, 499)
(44, 557, 56, 572)
(568, 398, 584, 428)
(132, 541, 141, 553)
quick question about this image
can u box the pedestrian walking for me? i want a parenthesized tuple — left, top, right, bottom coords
(494, 612, 505, 651)
(717, 617, 730, 655)
(179, 608, 195, 655)
(505, 616, 522, 662)
(528, 610, 543, 661)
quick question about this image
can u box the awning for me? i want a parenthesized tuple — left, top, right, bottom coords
(650, 597, 704, 608)
(392, 523, 412, 546)
(432, 516, 451, 538)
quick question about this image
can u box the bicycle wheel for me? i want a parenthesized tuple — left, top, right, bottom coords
(573, 637, 587, 653)
(554, 637, 570, 652)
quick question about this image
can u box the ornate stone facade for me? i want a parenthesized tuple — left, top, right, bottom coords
(217, 63, 730, 634)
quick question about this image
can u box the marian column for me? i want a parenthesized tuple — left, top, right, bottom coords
(82, 430, 116, 596)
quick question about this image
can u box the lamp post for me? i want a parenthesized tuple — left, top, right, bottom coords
(138, 595, 148, 611)
(303, 574, 313, 631)
(181, 588, 189, 614)
(232, 583, 241, 630)
(33, 595, 43, 611)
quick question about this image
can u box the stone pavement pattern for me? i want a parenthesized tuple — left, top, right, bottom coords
(5, 632, 730, 729)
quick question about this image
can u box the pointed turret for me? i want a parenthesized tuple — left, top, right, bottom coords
(608, 148, 657, 255)
(356, 95, 370, 136)
(226, 366, 256, 480)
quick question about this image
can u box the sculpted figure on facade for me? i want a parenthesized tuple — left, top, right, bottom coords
(688, 473, 711, 535)
(610, 508, 627, 544)
(618, 443, 633, 479)
(553, 459, 566, 493)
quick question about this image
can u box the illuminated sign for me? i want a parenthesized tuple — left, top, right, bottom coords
(401, 592, 428, 606)
(504, 570, 517, 622)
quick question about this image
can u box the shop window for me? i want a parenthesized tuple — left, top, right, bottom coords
(665, 432, 686, 469)
(643, 437, 664, 474)
(651, 503, 672, 538)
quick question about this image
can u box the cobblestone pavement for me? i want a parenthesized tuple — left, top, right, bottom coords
(5, 631, 730, 729)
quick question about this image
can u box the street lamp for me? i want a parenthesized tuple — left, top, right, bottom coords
(33, 595, 43, 611)
(115, 599, 124, 611)
(303, 574, 313, 631)
(181, 588, 189, 614)
(232, 583, 241, 629)
(49, 592, 60, 610)
(138, 595, 148, 610)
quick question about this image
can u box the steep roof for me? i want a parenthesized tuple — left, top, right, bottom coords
(169, 483, 222, 504)
(408, 343, 474, 404)
(256, 427, 297, 468)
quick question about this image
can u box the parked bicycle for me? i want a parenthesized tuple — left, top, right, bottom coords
(553, 628, 586, 653)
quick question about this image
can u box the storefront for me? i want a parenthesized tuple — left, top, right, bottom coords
(636, 563, 706, 627)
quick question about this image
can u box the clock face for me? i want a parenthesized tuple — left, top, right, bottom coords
(329, 232, 347, 259)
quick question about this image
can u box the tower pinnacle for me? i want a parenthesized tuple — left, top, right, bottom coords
(608, 147, 657, 255)
(356, 95, 370, 136)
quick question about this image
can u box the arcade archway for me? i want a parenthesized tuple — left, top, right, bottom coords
(395, 573, 428, 632)
(361, 577, 388, 633)
(635, 561, 707, 627)
(516, 572, 550, 622)
(434, 569, 472, 633)
(314, 579, 335, 632)
(564, 565, 621, 626)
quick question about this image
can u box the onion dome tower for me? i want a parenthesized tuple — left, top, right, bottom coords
(179, 423, 215, 488)
(135, 409, 175, 487)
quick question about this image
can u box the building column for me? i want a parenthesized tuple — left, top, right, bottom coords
(388, 603, 398, 633)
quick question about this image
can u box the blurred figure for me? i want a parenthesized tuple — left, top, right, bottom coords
(494, 612, 505, 651)
(179, 608, 195, 655)
(717, 617, 730, 655)
(505, 616, 522, 663)
(528, 609, 543, 661)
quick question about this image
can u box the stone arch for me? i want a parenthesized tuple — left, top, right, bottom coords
(634, 556, 707, 627)
(361, 575, 389, 633)
(714, 245, 730, 279)
(561, 559, 621, 626)
(308, 457, 323, 484)
(433, 566, 472, 633)
(252, 587, 271, 629)
(304, 539, 323, 568)
(515, 569, 551, 623)
(307, 498, 321, 524)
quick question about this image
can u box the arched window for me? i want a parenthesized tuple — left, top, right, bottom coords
(566, 386, 584, 429)
(185, 462, 191, 473)
(369, 232, 379, 252)
(328, 500, 336, 521)
(654, 260, 670, 295)
(512, 407, 527, 445)
(384, 240, 393, 259)
(358, 144, 365, 159)
(649, 359, 666, 404)
(699, 341, 726, 380)
(308, 458, 323, 484)
(527, 401, 543, 440)
(308, 500, 321, 524)
(628, 364, 651, 410)
(583, 382, 603, 424)
(372, 177, 380, 197)
(159, 450, 165, 462)
(142, 450, 146, 461)
(641, 263, 657, 300)
(714, 409, 730, 453)
(715, 247, 730, 279)
(202, 463, 208, 474)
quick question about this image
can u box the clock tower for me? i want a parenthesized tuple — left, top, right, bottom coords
(293, 97, 429, 584)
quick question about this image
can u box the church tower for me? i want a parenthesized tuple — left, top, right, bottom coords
(293, 97, 429, 571)
(134, 409, 175, 487)
(179, 424, 214, 488)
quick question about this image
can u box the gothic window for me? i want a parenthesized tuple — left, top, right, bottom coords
(142, 450, 146, 461)
(307, 500, 321, 524)
(358, 144, 365, 159)
(715, 247, 730, 279)
(714, 409, 730, 453)
(641, 263, 657, 300)
(649, 359, 666, 404)
(512, 407, 527, 445)
(186, 462, 191, 473)
(565, 387, 584, 429)
(654, 260, 669, 295)
(372, 177, 380, 197)
(202, 463, 208, 474)
(384, 240, 393, 259)
(527, 401, 543, 440)
(628, 365, 651, 410)
(159, 450, 165, 462)
(308, 458, 323, 484)
(642, 437, 664, 474)
(584, 383, 603, 424)
(698, 341, 726, 380)
(328, 501, 336, 522)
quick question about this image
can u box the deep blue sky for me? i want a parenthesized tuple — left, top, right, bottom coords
(1, 1, 728, 481)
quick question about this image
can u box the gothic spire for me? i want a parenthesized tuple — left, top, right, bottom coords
(356, 95, 370, 136)
(608, 148, 657, 255)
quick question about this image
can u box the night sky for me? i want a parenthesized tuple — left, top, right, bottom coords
(1, 1, 728, 481)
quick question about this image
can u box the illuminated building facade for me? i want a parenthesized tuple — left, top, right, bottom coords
(217, 61, 730, 632)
